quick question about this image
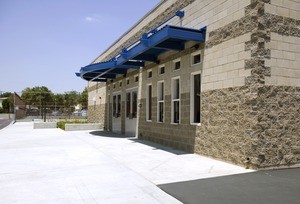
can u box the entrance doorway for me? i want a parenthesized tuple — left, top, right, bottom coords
(125, 88, 138, 136)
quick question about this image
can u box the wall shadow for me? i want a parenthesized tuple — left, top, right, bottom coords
(129, 138, 189, 155)
(89, 130, 133, 138)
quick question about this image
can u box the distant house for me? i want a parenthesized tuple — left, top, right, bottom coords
(76, 0, 300, 169)
(0, 97, 8, 109)
(14, 93, 26, 119)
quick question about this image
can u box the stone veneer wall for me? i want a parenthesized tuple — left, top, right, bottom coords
(87, 104, 106, 125)
(195, 0, 300, 168)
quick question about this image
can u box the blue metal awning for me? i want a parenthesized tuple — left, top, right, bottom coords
(77, 11, 206, 82)
(78, 61, 141, 82)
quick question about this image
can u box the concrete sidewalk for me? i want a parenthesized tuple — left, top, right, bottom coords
(0, 122, 252, 203)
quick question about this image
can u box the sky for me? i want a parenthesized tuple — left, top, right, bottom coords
(0, 0, 161, 94)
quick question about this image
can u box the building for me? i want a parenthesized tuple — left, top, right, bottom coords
(77, 0, 300, 169)
(0, 97, 8, 109)
(14, 93, 26, 119)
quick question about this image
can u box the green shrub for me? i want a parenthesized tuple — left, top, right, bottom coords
(57, 119, 88, 130)
(57, 121, 66, 130)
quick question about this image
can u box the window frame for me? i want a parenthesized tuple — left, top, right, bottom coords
(158, 64, 165, 75)
(190, 71, 201, 125)
(157, 80, 165, 123)
(173, 58, 181, 71)
(191, 50, 202, 66)
(147, 69, 152, 79)
(112, 91, 121, 118)
(125, 87, 138, 119)
(171, 77, 181, 124)
(146, 83, 152, 122)
(134, 74, 139, 83)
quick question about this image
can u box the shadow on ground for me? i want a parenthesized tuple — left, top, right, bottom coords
(159, 168, 300, 204)
(89, 130, 187, 155)
(89, 130, 133, 138)
(129, 138, 188, 155)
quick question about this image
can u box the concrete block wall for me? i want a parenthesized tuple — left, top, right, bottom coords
(202, 33, 252, 91)
(265, 33, 300, 86)
(87, 82, 106, 124)
(170, 0, 251, 37)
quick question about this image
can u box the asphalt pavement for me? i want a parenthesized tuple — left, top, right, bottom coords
(159, 168, 300, 204)
(0, 118, 13, 130)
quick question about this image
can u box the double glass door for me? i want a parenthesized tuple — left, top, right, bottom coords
(125, 88, 138, 136)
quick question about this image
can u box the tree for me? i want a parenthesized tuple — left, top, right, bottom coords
(21, 86, 53, 121)
(64, 91, 80, 114)
(1, 92, 13, 113)
(22, 86, 53, 107)
(53, 93, 65, 112)
(79, 87, 88, 109)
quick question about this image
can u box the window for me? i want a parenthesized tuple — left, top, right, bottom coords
(134, 75, 139, 82)
(191, 72, 201, 124)
(132, 91, 137, 118)
(126, 89, 138, 119)
(113, 83, 116, 89)
(147, 70, 152, 78)
(191, 51, 201, 65)
(119, 81, 122, 87)
(117, 94, 121, 117)
(146, 84, 152, 121)
(126, 92, 131, 118)
(108, 94, 111, 121)
(171, 77, 180, 124)
(157, 81, 164, 123)
(173, 59, 181, 70)
(113, 95, 116, 116)
(159, 65, 165, 75)
(126, 78, 130, 85)
(113, 93, 121, 118)
(108, 85, 110, 91)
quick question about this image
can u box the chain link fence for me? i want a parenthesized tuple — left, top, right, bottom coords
(1, 90, 87, 122)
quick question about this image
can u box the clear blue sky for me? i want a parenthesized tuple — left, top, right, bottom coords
(0, 0, 161, 94)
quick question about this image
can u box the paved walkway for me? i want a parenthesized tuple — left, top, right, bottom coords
(0, 122, 252, 203)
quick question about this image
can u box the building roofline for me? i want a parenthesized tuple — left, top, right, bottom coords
(90, 0, 165, 64)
